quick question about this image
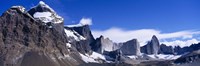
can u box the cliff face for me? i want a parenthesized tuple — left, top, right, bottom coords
(91, 36, 116, 54)
(120, 39, 140, 55)
(141, 35, 160, 55)
(159, 44, 174, 54)
(65, 25, 94, 54)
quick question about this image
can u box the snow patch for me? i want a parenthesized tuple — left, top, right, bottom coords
(147, 54, 181, 60)
(127, 54, 181, 60)
(79, 52, 107, 63)
(33, 12, 51, 18)
(33, 12, 63, 23)
(33, 12, 52, 23)
(79, 53, 97, 63)
(66, 43, 71, 48)
(89, 52, 106, 60)
(127, 55, 138, 59)
(64, 29, 86, 41)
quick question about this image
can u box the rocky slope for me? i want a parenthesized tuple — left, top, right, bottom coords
(174, 49, 200, 66)
(0, 5, 85, 66)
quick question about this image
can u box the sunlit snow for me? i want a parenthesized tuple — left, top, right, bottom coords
(147, 54, 181, 60)
(64, 29, 86, 41)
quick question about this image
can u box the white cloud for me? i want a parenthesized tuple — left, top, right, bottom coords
(157, 31, 200, 40)
(79, 18, 92, 25)
(66, 17, 92, 27)
(92, 27, 200, 46)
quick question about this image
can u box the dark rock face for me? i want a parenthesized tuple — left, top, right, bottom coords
(92, 36, 115, 54)
(120, 39, 140, 55)
(159, 44, 174, 54)
(158, 43, 200, 55)
(20, 51, 57, 66)
(70, 25, 95, 44)
(0, 6, 82, 66)
(103, 49, 122, 62)
(91, 36, 103, 53)
(174, 43, 200, 55)
(141, 35, 160, 55)
(65, 25, 95, 54)
(70, 39, 92, 54)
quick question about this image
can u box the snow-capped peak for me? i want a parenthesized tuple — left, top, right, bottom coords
(37, 1, 55, 12)
(29, 1, 63, 24)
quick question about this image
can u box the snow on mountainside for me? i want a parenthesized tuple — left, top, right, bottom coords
(29, 1, 63, 23)
(79, 53, 97, 63)
(147, 54, 181, 60)
(90, 52, 106, 60)
(128, 54, 181, 60)
(64, 29, 86, 42)
(79, 52, 107, 63)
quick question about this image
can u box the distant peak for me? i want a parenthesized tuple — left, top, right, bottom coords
(99, 35, 104, 38)
(36, 1, 54, 12)
(152, 35, 158, 39)
(152, 35, 156, 37)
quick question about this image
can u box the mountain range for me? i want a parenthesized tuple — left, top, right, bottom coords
(0, 1, 200, 66)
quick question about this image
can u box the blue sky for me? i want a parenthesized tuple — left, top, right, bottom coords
(1, 0, 200, 46)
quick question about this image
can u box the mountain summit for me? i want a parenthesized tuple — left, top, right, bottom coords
(28, 1, 63, 24)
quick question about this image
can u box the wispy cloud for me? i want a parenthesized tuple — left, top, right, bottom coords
(79, 18, 92, 25)
(66, 17, 92, 27)
(92, 27, 200, 46)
